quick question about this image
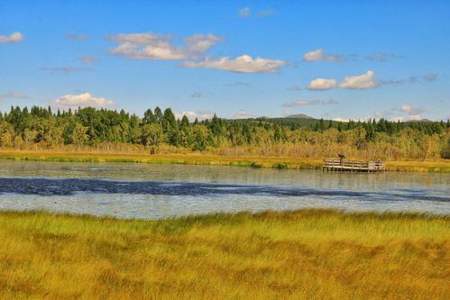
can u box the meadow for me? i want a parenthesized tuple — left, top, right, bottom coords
(0, 209, 449, 299)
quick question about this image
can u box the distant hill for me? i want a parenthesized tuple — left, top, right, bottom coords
(405, 119, 433, 123)
(285, 113, 315, 119)
(229, 113, 314, 121)
(227, 114, 443, 131)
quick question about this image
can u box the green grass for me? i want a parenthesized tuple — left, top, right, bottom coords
(0, 209, 449, 299)
(1, 150, 450, 172)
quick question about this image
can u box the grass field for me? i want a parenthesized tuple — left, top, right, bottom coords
(0, 209, 449, 299)
(1, 149, 450, 172)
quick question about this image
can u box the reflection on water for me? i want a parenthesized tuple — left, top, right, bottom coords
(0, 161, 448, 218)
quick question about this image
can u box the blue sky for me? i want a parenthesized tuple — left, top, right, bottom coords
(1, 0, 449, 121)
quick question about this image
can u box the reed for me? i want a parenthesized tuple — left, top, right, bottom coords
(0, 209, 449, 299)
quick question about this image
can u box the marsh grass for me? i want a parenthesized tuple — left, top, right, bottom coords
(1, 150, 450, 172)
(0, 209, 449, 299)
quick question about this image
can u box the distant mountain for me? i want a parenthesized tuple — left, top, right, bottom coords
(285, 113, 315, 119)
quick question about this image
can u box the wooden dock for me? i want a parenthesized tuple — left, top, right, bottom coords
(323, 159, 384, 172)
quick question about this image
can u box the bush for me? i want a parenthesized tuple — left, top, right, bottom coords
(250, 161, 263, 168)
(272, 162, 288, 169)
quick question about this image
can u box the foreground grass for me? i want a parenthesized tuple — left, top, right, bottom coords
(1, 150, 450, 172)
(0, 209, 449, 299)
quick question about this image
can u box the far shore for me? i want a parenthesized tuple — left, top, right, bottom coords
(0, 150, 449, 172)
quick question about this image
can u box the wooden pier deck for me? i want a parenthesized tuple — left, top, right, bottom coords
(323, 159, 385, 172)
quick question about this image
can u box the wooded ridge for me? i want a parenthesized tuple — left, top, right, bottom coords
(0, 106, 449, 160)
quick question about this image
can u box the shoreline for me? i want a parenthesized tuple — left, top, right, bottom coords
(0, 150, 450, 172)
(1, 207, 449, 220)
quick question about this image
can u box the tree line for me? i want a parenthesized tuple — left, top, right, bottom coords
(0, 106, 449, 160)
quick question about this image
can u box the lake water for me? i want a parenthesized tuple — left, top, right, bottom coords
(0, 161, 449, 218)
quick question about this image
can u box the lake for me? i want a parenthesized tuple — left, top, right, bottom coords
(0, 161, 448, 218)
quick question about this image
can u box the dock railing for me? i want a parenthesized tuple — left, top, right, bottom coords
(323, 159, 384, 172)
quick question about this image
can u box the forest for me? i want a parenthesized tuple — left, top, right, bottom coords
(0, 106, 449, 160)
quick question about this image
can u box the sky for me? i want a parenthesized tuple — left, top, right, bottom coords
(1, 0, 449, 121)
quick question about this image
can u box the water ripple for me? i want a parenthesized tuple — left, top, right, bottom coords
(0, 177, 448, 203)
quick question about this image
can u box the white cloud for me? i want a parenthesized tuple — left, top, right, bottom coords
(339, 70, 378, 89)
(307, 78, 337, 90)
(185, 34, 222, 55)
(388, 104, 426, 121)
(303, 49, 341, 62)
(184, 54, 285, 73)
(110, 33, 221, 61)
(401, 104, 414, 114)
(305, 70, 379, 91)
(332, 118, 350, 122)
(112, 33, 162, 44)
(239, 7, 251, 17)
(111, 34, 184, 60)
(54, 92, 114, 108)
(390, 115, 423, 122)
(0, 32, 24, 43)
(175, 111, 214, 121)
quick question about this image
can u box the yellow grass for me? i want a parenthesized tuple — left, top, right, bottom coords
(384, 160, 450, 172)
(0, 209, 449, 299)
(1, 149, 450, 172)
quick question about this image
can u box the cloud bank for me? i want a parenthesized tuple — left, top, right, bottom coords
(54, 92, 114, 108)
(111, 32, 285, 73)
(110, 33, 221, 61)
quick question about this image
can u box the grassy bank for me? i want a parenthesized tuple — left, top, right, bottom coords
(1, 150, 450, 172)
(0, 209, 449, 299)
